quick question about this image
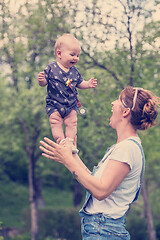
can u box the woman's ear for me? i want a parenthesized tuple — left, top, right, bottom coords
(123, 108, 131, 117)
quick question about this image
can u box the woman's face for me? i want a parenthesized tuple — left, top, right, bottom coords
(109, 97, 124, 129)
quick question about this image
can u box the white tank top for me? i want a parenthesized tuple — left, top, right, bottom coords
(85, 137, 143, 219)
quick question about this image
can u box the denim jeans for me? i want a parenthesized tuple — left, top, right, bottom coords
(79, 212, 130, 240)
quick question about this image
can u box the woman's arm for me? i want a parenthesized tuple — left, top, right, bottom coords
(40, 137, 130, 200)
(73, 154, 91, 174)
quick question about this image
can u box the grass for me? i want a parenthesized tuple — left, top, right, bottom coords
(0, 180, 73, 228)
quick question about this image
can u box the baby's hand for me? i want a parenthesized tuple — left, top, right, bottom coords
(37, 71, 48, 86)
(88, 78, 97, 88)
(38, 71, 45, 81)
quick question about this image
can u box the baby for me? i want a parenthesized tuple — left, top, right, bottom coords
(38, 33, 97, 153)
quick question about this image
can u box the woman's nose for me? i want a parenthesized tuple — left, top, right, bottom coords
(111, 100, 115, 106)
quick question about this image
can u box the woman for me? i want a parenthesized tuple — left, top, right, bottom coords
(40, 86, 160, 239)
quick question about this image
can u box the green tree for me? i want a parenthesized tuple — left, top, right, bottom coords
(0, 1, 70, 239)
(0, 0, 160, 239)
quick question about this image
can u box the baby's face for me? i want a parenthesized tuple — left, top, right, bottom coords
(58, 39, 81, 69)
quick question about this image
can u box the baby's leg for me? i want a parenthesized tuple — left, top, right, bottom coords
(64, 110, 78, 153)
(49, 111, 65, 141)
(64, 110, 77, 139)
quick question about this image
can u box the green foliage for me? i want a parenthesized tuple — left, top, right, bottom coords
(0, 0, 73, 188)
(0, 180, 73, 228)
(42, 187, 73, 208)
(0, 0, 160, 239)
(127, 213, 148, 240)
(139, 127, 160, 207)
(9, 234, 30, 240)
(0, 221, 4, 240)
(156, 223, 160, 240)
(23, 208, 81, 240)
(0, 180, 29, 227)
(76, 66, 119, 168)
(127, 216, 148, 240)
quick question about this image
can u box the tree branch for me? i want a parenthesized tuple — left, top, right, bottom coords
(82, 48, 124, 89)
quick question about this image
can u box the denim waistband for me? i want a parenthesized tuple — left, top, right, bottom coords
(79, 211, 126, 226)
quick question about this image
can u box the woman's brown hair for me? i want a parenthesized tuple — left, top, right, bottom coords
(120, 86, 160, 130)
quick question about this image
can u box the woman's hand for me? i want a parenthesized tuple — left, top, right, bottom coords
(39, 137, 73, 165)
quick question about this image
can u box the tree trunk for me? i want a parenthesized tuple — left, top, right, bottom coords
(18, 117, 40, 240)
(29, 155, 38, 240)
(36, 178, 45, 208)
(141, 180, 156, 240)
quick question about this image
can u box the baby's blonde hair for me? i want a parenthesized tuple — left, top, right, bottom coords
(54, 33, 80, 57)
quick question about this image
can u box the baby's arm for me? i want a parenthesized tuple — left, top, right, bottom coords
(78, 78, 97, 89)
(37, 71, 48, 87)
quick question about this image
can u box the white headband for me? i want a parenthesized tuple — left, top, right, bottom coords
(132, 87, 143, 111)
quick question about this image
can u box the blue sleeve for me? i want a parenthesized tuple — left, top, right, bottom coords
(77, 71, 84, 86)
(44, 65, 51, 83)
(73, 67, 83, 86)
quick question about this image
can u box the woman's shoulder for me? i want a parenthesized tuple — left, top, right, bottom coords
(118, 137, 141, 149)
(111, 137, 142, 168)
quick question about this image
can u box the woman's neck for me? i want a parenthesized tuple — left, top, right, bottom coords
(116, 124, 138, 144)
